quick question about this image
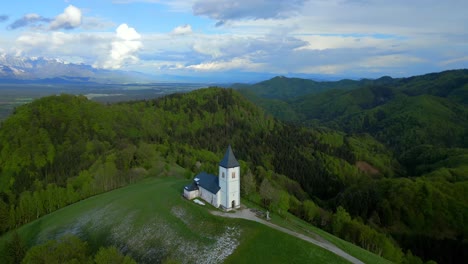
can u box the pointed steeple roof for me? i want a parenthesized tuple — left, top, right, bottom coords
(219, 145, 240, 168)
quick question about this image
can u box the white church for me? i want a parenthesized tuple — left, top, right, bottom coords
(183, 145, 240, 211)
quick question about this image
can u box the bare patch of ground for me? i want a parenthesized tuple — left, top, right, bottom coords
(356, 161, 380, 175)
(41, 204, 241, 264)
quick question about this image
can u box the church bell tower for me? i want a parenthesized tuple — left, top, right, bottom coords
(219, 145, 240, 210)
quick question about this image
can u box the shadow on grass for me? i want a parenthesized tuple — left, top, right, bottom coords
(21, 218, 46, 248)
(79, 222, 113, 254)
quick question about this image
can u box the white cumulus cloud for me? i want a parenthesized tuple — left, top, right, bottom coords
(116, 23, 141, 40)
(50, 5, 82, 30)
(97, 24, 143, 69)
(15, 31, 111, 64)
(172, 24, 193, 35)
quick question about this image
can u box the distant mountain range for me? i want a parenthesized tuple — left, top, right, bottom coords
(0, 53, 159, 84)
(0, 54, 353, 84)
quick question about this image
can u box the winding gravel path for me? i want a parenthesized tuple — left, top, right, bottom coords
(211, 208, 364, 264)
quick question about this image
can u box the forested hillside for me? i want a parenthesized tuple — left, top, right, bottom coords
(232, 76, 365, 99)
(0, 84, 466, 263)
(237, 70, 468, 263)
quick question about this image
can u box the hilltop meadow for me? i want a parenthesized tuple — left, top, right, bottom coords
(1, 176, 370, 264)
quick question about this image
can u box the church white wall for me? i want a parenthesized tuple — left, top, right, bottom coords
(215, 190, 221, 207)
(219, 166, 227, 208)
(184, 189, 199, 200)
(199, 186, 220, 208)
(229, 167, 240, 209)
(219, 166, 240, 210)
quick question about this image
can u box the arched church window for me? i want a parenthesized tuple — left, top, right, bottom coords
(232, 172, 235, 179)
(222, 172, 225, 178)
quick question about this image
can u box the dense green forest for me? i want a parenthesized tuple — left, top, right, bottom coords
(5, 232, 137, 264)
(0, 71, 467, 263)
(237, 69, 468, 263)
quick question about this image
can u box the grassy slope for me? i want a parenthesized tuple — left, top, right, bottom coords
(242, 200, 392, 264)
(1, 176, 356, 264)
(273, 214, 392, 264)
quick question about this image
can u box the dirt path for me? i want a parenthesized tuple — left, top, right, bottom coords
(211, 208, 364, 264)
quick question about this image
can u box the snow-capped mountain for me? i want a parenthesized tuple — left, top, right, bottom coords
(0, 53, 157, 83)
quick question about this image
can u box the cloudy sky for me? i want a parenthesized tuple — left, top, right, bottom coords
(0, 0, 467, 81)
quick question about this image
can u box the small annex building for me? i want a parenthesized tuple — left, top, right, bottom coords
(183, 145, 240, 211)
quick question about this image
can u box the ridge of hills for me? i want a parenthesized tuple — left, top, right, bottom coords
(237, 69, 468, 101)
(237, 69, 468, 173)
(0, 73, 467, 263)
(235, 70, 468, 263)
(237, 69, 468, 123)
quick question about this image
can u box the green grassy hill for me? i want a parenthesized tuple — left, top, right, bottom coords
(0, 176, 390, 264)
